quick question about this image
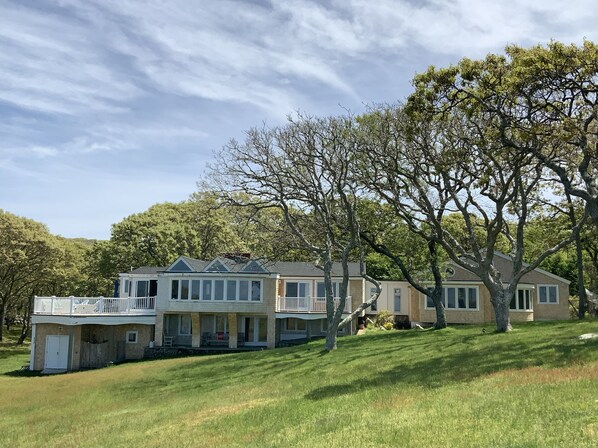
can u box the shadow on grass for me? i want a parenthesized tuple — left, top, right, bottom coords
(42, 319, 596, 403)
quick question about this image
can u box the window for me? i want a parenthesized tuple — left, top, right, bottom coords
(538, 285, 558, 304)
(239, 280, 249, 301)
(226, 280, 237, 300)
(426, 286, 478, 310)
(179, 315, 192, 335)
(170, 278, 262, 302)
(286, 318, 306, 331)
(136, 280, 149, 297)
(215, 315, 228, 333)
(202, 280, 212, 300)
(191, 280, 200, 300)
(123, 279, 130, 295)
(251, 281, 261, 301)
(171, 280, 179, 300)
(126, 331, 138, 344)
(316, 282, 341, 298)
(511, 288, 533, 311)
(370, 288, 378, 311)
(393, 288, 401, 313)
(286, 282, 309, 297)
(214, 280, 225, 300)
(180, 280, 189, 300)
(426, 288, 435, 308)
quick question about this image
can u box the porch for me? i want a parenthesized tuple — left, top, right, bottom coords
(34, 296, 156, 316)
(160, 313, 272, 349)
(276, 296, 351, 313)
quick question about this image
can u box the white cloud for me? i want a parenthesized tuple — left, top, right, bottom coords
(1, 0, 597, 239)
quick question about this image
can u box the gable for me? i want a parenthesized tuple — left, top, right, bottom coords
(241, 260, 268, 273)
(204, 258, 230, 273)
(166, 258, 194, 273)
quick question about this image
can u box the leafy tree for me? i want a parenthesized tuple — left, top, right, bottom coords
(405, 67, 581, 331)
(0, 210, 61, 341)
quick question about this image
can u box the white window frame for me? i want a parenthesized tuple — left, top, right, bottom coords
(425, 285, 480, 311)
(537, 284, 559, 304)
(126, 330, 138, 344)
(511, 287, 533, 311)
(169, 277, 263, 302)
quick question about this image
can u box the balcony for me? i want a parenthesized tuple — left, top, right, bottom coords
(33, 296, 156, 316)
(276, 296, 351, 313)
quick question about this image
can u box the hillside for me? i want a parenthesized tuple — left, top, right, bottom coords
(0, 320, 596, 447)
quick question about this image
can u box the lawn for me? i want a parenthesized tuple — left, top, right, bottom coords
(0, 320, 596, 448)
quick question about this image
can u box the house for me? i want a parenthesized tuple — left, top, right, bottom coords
(366, 252, 571, 326)
(30, 255, 366, 372)
(30, 252, 572, 372)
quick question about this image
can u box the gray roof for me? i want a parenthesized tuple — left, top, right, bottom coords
(129, 266, 165, 275)
(128, 256, 363, 277)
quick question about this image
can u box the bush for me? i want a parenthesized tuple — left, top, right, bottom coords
(371, 310, 395, 329)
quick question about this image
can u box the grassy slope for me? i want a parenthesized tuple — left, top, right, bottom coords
(0, 320, 596, 448)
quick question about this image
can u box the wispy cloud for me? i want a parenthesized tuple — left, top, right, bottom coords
(1, 0, 596, 238)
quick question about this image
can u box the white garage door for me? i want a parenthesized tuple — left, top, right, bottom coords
(45, 335, 69, 370)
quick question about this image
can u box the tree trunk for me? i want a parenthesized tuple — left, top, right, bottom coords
(428, 240, 447, 329)
(575, 232, 588, 319)
(17, 297, 32, 345)
(431, 287, 447, 329)
(325, 328, 337, 351)
(491, 289, 512, 332)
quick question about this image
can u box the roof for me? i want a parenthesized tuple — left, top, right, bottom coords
(129, 266, 165, 275)
(447, 251, 571, 285)
(125, 256, 363, 278)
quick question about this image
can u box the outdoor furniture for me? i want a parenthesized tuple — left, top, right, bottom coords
(163, 336, 173, 347)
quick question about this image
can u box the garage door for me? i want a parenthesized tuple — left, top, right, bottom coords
(45, 335, 69, 370)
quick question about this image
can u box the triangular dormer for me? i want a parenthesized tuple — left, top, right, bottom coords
(203, 257, 230, 273)
(166, 256, 195, 273)
(241, 260, 267, 273)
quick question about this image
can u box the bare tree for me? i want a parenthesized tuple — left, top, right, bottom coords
(357, 107, 449, 329)
(212, 113, 380, 351)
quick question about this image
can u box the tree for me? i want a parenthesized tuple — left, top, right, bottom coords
(403, 78, 581, 331)
(213, 113, 381, 351)
(0, 210, 60, 341)
(85, 197, 249, 288)
(354, 147, 450, 330)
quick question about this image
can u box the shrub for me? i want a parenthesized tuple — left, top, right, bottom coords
(371, 310, 395, 329)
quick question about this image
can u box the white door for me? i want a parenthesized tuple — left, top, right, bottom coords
(45, 335, 69, 369)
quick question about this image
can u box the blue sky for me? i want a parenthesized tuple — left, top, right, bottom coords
(1, 0, 596, 240)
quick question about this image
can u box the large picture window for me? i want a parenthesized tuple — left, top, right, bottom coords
(426, 286, 478, 310)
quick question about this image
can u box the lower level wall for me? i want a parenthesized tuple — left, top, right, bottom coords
(32, 323, 153, 371)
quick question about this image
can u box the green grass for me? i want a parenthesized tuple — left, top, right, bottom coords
(0, 320, 597, 447)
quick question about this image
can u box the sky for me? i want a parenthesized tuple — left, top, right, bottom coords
(1, 0, 597, 240)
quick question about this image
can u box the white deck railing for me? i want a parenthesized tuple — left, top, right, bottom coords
(33, 296, 156, 316)
(276, 296, 351, 313)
